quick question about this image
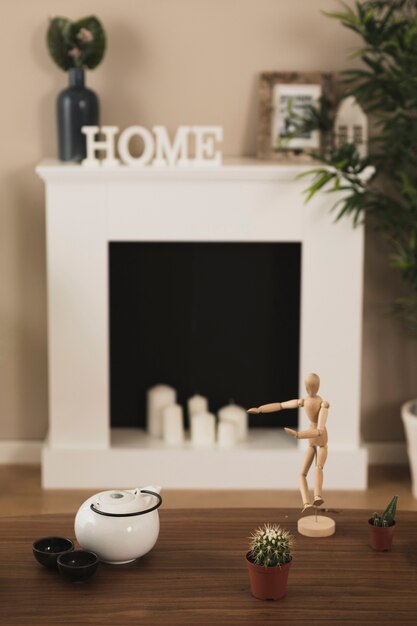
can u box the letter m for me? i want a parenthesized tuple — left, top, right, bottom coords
(152, 126, 190, 166)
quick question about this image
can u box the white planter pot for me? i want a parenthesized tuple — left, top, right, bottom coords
(401, 400, 417, 499)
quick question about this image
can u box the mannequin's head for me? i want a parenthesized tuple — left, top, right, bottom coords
(304, 373, 320, 397)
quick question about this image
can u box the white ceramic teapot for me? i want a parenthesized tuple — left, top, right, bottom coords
(75, 486, 162, 564)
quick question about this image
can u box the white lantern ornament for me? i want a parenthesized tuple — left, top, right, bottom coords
(334, 96, 368, 158)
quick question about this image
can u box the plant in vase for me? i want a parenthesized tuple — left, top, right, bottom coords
(246, 523, 294, 600)
(368, 496, 398, 551)
(46, 16, 106, 161)
(290, 1, 417, 497)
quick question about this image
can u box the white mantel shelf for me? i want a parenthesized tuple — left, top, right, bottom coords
(36, 157, 317, 182)
(37, 158, 367, 490)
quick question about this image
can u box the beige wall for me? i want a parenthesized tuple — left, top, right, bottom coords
(0, 0, 415, 441)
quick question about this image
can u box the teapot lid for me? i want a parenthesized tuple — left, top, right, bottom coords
(91, 488, 162, 517)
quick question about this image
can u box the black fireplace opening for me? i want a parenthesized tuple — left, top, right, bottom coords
(110, 242, 301, 430)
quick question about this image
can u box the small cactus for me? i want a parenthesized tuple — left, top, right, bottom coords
(248, 524, 294, 567)
(371, 496, 398, 527)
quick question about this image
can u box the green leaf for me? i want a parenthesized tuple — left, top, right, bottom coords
(303, 172, 334, 203)
(71, 16, 106, 69)
(47, 17, 73, 70)
(322, 0, 358, 26)
(296, 167, 330, 180)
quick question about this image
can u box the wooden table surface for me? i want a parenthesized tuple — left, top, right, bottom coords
(1, 508, 417, 625)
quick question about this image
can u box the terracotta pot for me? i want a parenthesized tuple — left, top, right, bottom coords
(245, 553, 291, 600)
(368, 519, 396, 551)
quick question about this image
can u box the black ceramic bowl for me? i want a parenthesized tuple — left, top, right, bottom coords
(57, 550, 99, 583)
(32, 536, 74, 569)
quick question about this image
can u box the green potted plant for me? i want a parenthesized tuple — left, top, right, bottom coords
(46, 16, 106, 161)
(368, 496, 398, 551)
(245, 523, 294, 600)
(294, 1, 417, 496)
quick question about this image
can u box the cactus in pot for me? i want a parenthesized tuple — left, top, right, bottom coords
(368, 496, 398, 551)
(246, 523, 294, 600)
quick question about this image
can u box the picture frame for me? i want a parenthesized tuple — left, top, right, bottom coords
(257, 72, 334, 161)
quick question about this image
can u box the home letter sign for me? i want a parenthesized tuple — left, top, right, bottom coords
(81, 125, 223, 168)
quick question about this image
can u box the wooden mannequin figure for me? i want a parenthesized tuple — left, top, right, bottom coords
(248, 373, 335, 537)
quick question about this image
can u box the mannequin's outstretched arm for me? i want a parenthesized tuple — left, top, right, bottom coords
(248, 399, 304, 414)
(285, 401, 329, 439)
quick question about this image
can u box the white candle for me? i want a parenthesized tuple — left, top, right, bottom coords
(187, 394, 208, 418)
(162, 404, 184, 446)
(188, 394, 209, 439)
(217, 420, 237, 448)
(191, 412, 216, 446)
(218, 403, 248, 441)
(147, 384, 176, 438)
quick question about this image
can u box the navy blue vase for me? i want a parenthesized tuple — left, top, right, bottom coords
(57, 68, 99, 162)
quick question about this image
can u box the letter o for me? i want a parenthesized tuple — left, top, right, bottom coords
(118, 126, 154, 167)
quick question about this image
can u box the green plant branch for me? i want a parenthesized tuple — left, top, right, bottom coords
(295, 0, 417, 331)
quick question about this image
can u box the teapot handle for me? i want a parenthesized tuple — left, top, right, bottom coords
(90, 489, 162, 517)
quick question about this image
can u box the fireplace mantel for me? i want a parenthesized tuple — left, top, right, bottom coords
(37, 158, 367, 489)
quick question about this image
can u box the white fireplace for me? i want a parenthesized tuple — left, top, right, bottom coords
(37, 158, 367, 489)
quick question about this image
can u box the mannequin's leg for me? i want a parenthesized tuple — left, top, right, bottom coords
(313, 446, 328, 507)
(300, 446, 315, 512)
